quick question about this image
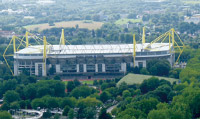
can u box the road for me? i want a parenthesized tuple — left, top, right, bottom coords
(107, 104, 119, 113)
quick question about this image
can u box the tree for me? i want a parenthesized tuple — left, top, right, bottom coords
(127, 13, 137, 19)
(140, 68, 149, 75)
(45, 97, 59, 109)
(43, 109, 52, 118)
(67, 81, 75, 92)
(118, 82, 128, 95)
(147, 59, 171, 76)
(93, 15, 100, 21)
(68, 108, 74, 119)
(77, 97, 102, 119)
(37, 86, 53, 98)
(122, 90, 131, 99)
(63, 105, 70, 116)
(93, 80, 98, 85)
(74, 79, 81, 87)
(53, 114, 60, 119)
(48, 20, 55, 26)
(100, 91, 111, 103)
(147, 109, 169, 119)
(10, 101, 20, 110)
(34, 80, 65, 97)
(101, 83, 109, 90)
(92, 29, 95, 38)
(4, 90, 20, 103)
(82, 107, 96, 119)
(130, 98, 159, 114)
(49, 66, 55, 75)
(0, 102, 10, 111)
(31, 98, 45, 109)
(54, 75, 61, 80)
(99, 108, 112, 119)
(71, 86, 96, 99)
(61, 97, 77, 108)
(2, 79, 17, 93)
(28, 76, 37, 83)
(85, 15, 91, 20)
(142, 14, 150, 21)
(169, 68, 182, 79)
(0, 111, 12, 119)
(77, 97, 102, 109)
(140, 77, 160, 94)
(24, 84, 37, 100)
(116, 108, 146, 119)
(153, 84, 172, 102)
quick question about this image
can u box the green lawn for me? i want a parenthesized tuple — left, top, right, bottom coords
(117, 73, 178, 86)
(63, 80, 94, 85)
(115, 18, 142, 25)
(63, 81, 68, 85)
(81, 80, 94, 85)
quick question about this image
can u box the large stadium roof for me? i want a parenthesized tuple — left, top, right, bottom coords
(15, 43, 171, 55)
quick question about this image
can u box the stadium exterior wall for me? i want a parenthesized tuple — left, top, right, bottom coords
(13, 43, 175, 77)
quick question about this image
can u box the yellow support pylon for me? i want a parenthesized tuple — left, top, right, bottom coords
(133, 34, 136, 67)
(142, 27, 145, 44)
(13, 36, 16, 53)
(43, 36, 47, 61)
(171, 28, 175, 47)
(43, 36, 47, 75)
(26, 31, 29, 47)
(60, 29, 65, 45)
(3, 36, 16, 76)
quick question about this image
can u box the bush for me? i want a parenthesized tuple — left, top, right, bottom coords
(63, 105, 70, 116)
(140, 68, 149, 75)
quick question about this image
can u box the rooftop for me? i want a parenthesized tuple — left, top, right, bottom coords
(15, 43, 172, 55)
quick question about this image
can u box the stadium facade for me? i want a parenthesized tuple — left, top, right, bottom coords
(13, 43, 175, 76)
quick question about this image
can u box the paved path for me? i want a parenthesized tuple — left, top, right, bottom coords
(107, 104, 118, 113)
(12, 109, 43, 119)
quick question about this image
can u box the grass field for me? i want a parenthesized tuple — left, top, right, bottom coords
(183, 0, 200, 4)
(81, 80, 94, 85)
(117, 73, 178, 86)
(24, 21, 104, 31)
(63, 80, 94, 85)
(115, 18, 142, 25)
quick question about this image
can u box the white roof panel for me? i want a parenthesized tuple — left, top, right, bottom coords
(15, 43, 171, 55)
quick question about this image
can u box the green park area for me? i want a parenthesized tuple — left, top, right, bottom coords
(117, 73, 178, 86)
(63, 80, 94, 85)
(115, 18, 142, 25)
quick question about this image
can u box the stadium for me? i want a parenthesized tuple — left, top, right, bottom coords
(4, 28, 184, 77)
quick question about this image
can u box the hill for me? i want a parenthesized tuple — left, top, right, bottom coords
(117, 73, 178, 86)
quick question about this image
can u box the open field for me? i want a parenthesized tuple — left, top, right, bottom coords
(115, 18, 142, 25)
(24, 21, 104, 31)
(117, 73, 178, 86)
(183, 0, 200, 4)
(81, 80, 94, 85)
(63, 80, 94, 85)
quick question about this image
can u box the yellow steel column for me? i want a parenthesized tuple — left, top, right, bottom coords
(43, 36, 47, 76)
(43, 36, 47, 61)
(133, 34, 136, 67)
(169, 33, 171, 51)
(61, 29, 65, 45)
(142, 27, 146, 44)
(171, 28, 175, 47)
(26, 31, 29, 47)
(13, 36, 16, 53)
